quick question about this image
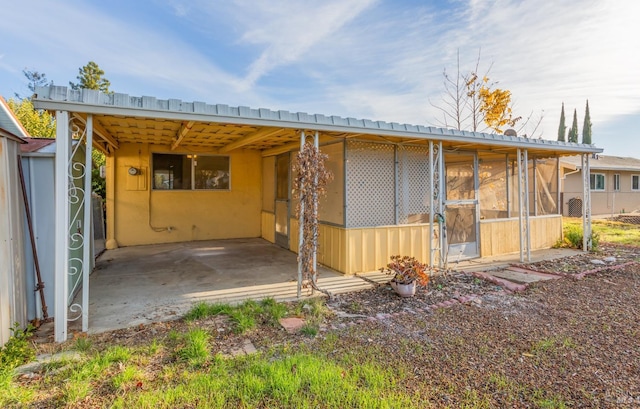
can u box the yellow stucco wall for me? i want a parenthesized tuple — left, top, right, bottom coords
(112, 143, 262, 246)
(480, 215, 562, 256)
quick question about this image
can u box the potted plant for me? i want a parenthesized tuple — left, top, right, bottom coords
(380, 255, 430, 297)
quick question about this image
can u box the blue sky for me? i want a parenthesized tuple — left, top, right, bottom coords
(1, 0, 638, 157)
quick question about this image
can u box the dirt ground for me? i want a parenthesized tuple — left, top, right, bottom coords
(31, 244, 640, 408)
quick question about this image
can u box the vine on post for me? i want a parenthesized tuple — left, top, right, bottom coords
(292, 140, 333, 293)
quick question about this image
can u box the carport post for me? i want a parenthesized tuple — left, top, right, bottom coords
(517, 148, 531, 263)
(297, 131, 306, 298)
(582, 154, 592, 251)
(81, 115, 93, 332)
(54, 111, 70, 342)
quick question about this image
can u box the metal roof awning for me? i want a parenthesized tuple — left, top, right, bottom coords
(32, 86, 604, 157)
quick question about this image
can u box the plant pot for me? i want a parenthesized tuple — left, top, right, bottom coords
(390, 280, 416, 297)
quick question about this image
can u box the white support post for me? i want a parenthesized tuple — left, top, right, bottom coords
(81, 115, 93, 332)
(582, 154, 592, 251)
(297, 131, 306, 298)
(517, 149, 532, 262)
(524, 149, 531, 261)
(428, 141, 434, 268)
(437, 142, 445, 268)
(54, 111, 70, 342)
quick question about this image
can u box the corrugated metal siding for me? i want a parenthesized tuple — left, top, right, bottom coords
(345, 224, 432, 274)
(21, 155, 56, 321)
(0, 138, 28, 346)
(261, 212, 276, 243)
(479, 215, 563, 257)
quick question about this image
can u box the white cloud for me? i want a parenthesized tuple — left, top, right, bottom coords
(231, 0, 377, 89)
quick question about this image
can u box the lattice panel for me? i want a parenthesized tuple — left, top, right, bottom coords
(346, 141, 395, 227)
(398, 145, 431, 224)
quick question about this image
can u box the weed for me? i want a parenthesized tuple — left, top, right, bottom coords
(148, 338, 161, 355)
(112, 366, 142, 391)
(533, 389, 568, 408)
(74, 336, 92, 352)
(184, 301, 211, 321)
(261, 297, 288, 325)
(230, 310, 256, 334)
(300, 324, 318, 337)
(0, 322, 36, 370)
(184, 301, 232, 321)
(176, 328, 210, 367)
(102, 345, 132, 364)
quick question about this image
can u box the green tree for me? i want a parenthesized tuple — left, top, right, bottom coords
(582, 100, 592, 144)
(69, 61, 111, 93)
(6, 98, 56, 137)
(557, 103, 566, 142)
(568, 109, 579, 143)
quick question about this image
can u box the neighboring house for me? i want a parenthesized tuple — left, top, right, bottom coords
(0, 97, 28, 347)
(561, 155, 640, 216)
(32, 86, 602, 342)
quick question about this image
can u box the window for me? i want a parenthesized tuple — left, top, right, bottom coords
(633, 175, 640, 191)
(613, 174, 620, 191)
(590, 173, 605, 191)
(152, 153, 230, 190)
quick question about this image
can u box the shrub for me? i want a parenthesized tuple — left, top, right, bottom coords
(0, 323, 35, 370)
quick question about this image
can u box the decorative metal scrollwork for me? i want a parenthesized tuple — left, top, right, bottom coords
(66, 117, 88, 322)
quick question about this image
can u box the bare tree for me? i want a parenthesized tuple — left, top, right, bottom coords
(430, 48, 493, 133)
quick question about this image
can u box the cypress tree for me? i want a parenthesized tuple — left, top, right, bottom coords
(582, 100, 592, 144)
(557, 103, 566, 142)
(568, 109, 579, 143)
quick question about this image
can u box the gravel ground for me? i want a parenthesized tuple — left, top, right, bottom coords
(30, 244, 640, 408)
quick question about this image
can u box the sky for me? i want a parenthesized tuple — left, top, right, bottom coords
(1, 0, 639, 157)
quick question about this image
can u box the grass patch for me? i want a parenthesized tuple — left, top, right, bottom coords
(0, 369, 34, 407)
(112, 353, 415, 408)
(184, 301, 232, 321)
(185, 298, 302, 334)
(176, 328, 210, 367)
(562, 217, 640, 247)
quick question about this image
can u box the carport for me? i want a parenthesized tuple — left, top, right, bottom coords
(33, 86, 601, 342)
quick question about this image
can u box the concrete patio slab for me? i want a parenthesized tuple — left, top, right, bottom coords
(76, 238, 379, 334)
(65, 239, 586, 336)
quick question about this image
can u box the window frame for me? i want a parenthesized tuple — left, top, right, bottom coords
(613, 174, 620, 191)
(152, 152, 231, 191)
(632, 174, 640, 191)
(589, 173, 605, 191)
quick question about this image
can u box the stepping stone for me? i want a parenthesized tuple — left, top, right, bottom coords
(491, 269, 557, 284)
(279, 317, 306, 333)
(228, 339, 258, 357)
(15, 351, 83, 374)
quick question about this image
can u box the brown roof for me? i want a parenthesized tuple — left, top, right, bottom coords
(20, 137, 56, 153)
(561, 154, 640, 171)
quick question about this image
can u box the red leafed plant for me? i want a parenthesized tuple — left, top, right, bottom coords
(380, 255, 430, 286)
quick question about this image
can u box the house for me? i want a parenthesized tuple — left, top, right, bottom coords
(32, 86, 602, 342)
(0, 97, 28, 346)
(561, 155, 640, 216)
